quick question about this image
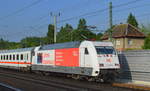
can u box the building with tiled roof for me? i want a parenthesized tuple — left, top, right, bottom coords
(101, 24, 146, 51)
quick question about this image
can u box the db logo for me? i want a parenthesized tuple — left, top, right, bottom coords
(106, 59, 112, 62)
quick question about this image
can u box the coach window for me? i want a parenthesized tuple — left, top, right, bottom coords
(17, 54, 19, 60)
(13, 55, 15, 60)
(6, 55, 8, 60)
(10, 55, 12, 60)
(4, 55, 6, 60)
(1, 55, 3, 60)
(21, 54, 23, 60)
(85, 48, 89, 55)
(7, 55, 9, 60)
(37, 53, 42, 63)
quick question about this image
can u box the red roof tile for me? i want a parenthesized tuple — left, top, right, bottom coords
(101, 24, 146, 40)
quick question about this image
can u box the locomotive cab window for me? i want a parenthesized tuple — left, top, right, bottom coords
(95, 46, 116, 55)
(85, 48, 89, 55)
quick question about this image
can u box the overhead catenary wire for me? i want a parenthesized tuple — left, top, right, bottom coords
(93, 3, 150, 28)
(0, 0, 44, 21)
(28, 0, 143, 32)
(31, 1, 150, 32)
(29, 0, 142, 29)
(0, 0, 148, 41)
(57, 0, 142, 23)
(29, 0, 94, 24)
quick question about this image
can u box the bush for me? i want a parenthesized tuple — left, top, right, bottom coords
(143, 33, 150, 49)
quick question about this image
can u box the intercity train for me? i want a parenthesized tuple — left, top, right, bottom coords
(0, 41, 120, 82)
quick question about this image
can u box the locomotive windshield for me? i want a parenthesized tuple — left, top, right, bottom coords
(95, 46, 116, 55)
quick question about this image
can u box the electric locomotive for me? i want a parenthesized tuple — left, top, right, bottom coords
(0, 41, 120, 82)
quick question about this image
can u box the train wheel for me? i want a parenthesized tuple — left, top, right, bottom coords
(34, 71, 43, 75)
(72, 74, 80, 80)
(67, 74, 72, 78)
(87, 77, 95, 82)
(42, 72, 50, 76)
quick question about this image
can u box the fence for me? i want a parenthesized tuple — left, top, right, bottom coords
(118, 50, 150, 82)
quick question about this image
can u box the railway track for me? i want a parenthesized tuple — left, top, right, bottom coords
(0, 69, 142, 91)
(0, 70, 89, 91)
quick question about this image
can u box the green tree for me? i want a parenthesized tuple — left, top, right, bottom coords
(20, 37, 42, 48)
(77, 18, 87, 30)
(140, 24, 150, 35)
(71, 18, 97, 41)
(96, 32, 103, 40)
(0, 38, 20, 49)
(72, 29, 96, 41)
(127, 13, 138, 27)
(8, 42, 21, 49)
(57, 24, 73, 43)
(0, 38, 8, 49)
(46, 24, 54, 44)
(143, 33, 150, 49)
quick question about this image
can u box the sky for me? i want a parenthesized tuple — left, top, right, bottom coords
(0, 0, 150, 42)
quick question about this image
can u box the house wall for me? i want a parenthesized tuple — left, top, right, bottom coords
(102, 38, 144, 51)
(103, 38, 125, 51)
(114, 38, 125, 51)
(125, 38, 144, 49)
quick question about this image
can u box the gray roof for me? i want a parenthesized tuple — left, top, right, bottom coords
(40, 41, 81, 50)
(0, 41, 82, 53)
(0, 47, 35, 53)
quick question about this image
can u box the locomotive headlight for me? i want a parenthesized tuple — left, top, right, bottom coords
(115, 64, 120, 67)
(95, 71, 99, 74)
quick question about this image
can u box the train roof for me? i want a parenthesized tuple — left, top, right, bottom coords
(40, 41, 113, 50)
(40, 41, 81, 50)
(92, 41, 113, 46)
(0, 47, 35, 53)
(0, 41, 114, 53)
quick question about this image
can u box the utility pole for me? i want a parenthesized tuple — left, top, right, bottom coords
(50, 12, 60, 43)
(109, 2, 113, 29)
(109, 2, 113, 41)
